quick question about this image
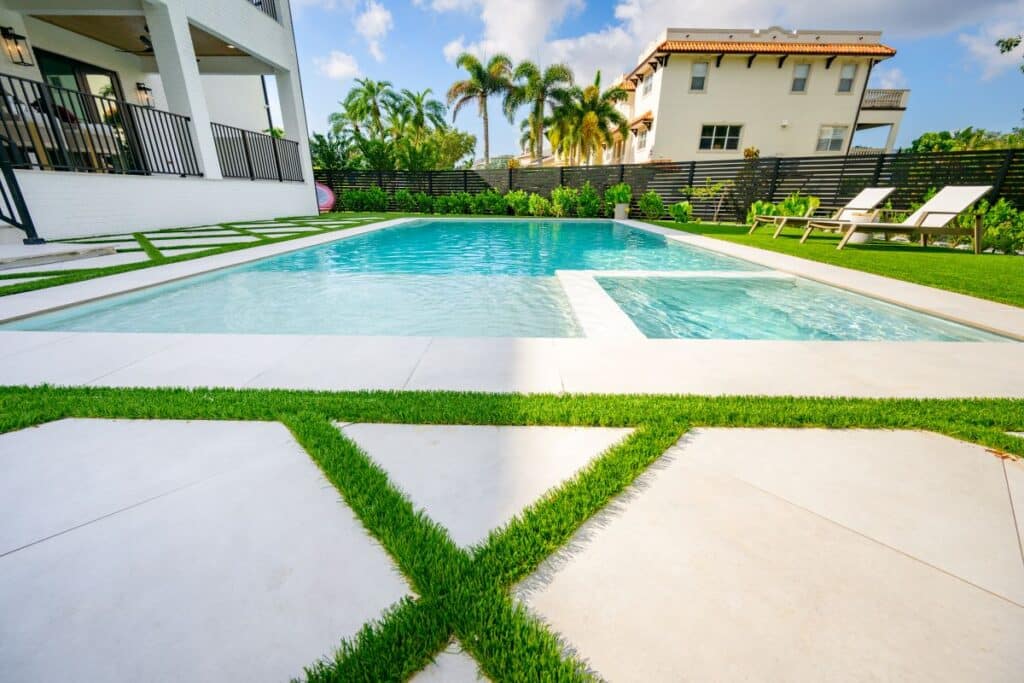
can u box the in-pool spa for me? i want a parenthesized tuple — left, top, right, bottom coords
(3, 219, 1007, 341)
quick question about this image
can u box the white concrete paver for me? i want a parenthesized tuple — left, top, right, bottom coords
(411, 641, 488, 682)
(340, 423, 632, 547)
(1003, 458, 1024, 560)
(0, 332, 182, 385)
(519, 429, 1024, 681)
(0, 419, 409, 682)
(0, 251, 151, 275)
(404, 338, 563, 393)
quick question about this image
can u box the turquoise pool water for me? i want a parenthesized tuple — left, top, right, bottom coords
(8, 220, 756, 337)
(5, 219, 1005, 341)
(598, 276, 1006, 342)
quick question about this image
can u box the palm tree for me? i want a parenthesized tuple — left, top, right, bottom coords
(400, 88, 447, 136)
(505, 61, 573, 164)
(342, 78, 396, 136)
(447, 52, 513, 165)
(550, 71, 628, 165)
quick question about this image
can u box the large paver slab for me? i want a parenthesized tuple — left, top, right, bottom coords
(1004, 458, 1024, 559)
(519, 430, 1024, 681)
(412, 641, 488, 681)
(679, 428, 1024, 603)
(340, 423, 632, 547)
(405, 338, 563, 393)
(0, 332, 182, 385)
(0, 419, 408, 682)
(0, 251, 151, 275)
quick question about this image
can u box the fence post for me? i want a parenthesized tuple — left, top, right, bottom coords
(872, 153, 885, 186)
(241, 130, 255, 180)
(767, 157, 781, 201)
(428, 170, 433, 195)
(992, 149, 1015, 201)
(559, 166, 564, 187)
(619, 164, 625, 183)
(508, 167, 513, 193)
(687, 161, 695, 190)
(463, 170, 468, 192)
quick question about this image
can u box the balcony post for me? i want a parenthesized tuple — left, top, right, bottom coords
(142, 0, 222, 179)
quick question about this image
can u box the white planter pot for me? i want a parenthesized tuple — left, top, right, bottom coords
(613, 203, 629, 220)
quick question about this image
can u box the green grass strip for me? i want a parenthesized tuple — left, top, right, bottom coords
(133, 233, 164, 262)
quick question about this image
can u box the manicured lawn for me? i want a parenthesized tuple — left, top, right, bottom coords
(3, 385, 1022, 680)
(654, 220, 1024, 309)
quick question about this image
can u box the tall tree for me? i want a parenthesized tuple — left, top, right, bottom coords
(342, 78, 396, 136)
(549, 71, 628, 165)
(447, 52, 513, 165)
(400, 88, 447, 136)
(505, 61, 574, 164)
(996, 35, 1023, 73)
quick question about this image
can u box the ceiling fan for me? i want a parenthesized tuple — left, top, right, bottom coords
(116, 25, 154, 55)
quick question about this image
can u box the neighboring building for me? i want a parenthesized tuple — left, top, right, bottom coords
(0, 0, 315, 241)
(604, 27, 909, 165)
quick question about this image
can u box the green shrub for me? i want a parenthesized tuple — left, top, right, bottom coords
(362, 186, 388, 211)
(604, 182, 632, 206)
(432, 194, 454, 214)
(976, 198, 1024, 254)
(550, 186, 579, 217)
(669, 201, 693, 223)
(528, 193, 552, 217)
(746, 199, 778, 224)
(776, 191, 820, 218)
(412, 191, 434, 213)
(505, 189, 531, 216)
(576, 182, 603, 218)
(639, 191, 665, 220)
(470, 189, 508, 215)
(393, 189, 417, 212)
(447, 191, 473, 214)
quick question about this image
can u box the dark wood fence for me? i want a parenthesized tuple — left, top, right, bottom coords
(314, 149, 1022, 220)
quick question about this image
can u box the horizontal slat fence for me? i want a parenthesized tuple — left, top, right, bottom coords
(315, 149, 1022, 220)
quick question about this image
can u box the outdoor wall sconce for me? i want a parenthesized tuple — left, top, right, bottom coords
(136, 82, 154, 107)
(1, 27, 33, 67)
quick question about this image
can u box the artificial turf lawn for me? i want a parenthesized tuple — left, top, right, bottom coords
(655, 220, 1024, 309)
(3, 385, 1022, 681)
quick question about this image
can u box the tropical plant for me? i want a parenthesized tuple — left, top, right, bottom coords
(906, 128, 1024, 153)
(776, 191, 821, 218)
(528, 193, 552, 217)
(412, 191, 434, 213)
(669, 201, 693, 223)
(550, 186, 579, 217)
(505, 61, 574, 163)
(341, 78, 395, 137)
(638, 191, 665, 219)
(504, 189, 530, 216)
(576, 181, 603, 217)
(548, 71, 628, 165)
(470, 189, 508, 215)
(604, 182, 632, 206)
(308, 131, 348, 169)
(746, 199, 778, 224)
(264, 127, 285, 139)
(447, 53, 514, 165)
(997, 35, 1023, 74)
(393, 189, 417, 212)
(683, 177, 735, 222)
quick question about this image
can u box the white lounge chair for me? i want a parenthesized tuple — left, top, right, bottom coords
(748, 186, 895, 238)
(802, 185, 992, 253)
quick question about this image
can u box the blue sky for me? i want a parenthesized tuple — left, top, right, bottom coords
(289, 0, 1024, 157)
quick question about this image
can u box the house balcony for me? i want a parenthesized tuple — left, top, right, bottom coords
(861, 88, 909, 110)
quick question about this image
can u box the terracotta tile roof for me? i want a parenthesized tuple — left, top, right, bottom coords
(628, 111, 653, 129)
(658, 40, 896, 56)
(627, 39, 895, 80)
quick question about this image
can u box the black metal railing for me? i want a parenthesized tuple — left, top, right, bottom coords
(0, 72, 201, 177)
(211, 122, 302, 182)
(247, 0, 278, 21)
(0, 142, 41, 243)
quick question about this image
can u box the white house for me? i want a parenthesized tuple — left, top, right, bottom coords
(605, 27, 909, 165)
(0, 0, 316, 241)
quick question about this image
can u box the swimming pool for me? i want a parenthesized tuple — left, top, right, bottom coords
(3, 219, 1007, 341)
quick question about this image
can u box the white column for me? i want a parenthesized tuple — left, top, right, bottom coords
(884, 123, 900, 153)
(273, 67, 312, 183)
(142, 0, 222, 179)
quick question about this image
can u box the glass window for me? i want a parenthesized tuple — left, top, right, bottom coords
(838, 64, 857, 93)
(792, 63, 810, 92)
(690, 61, 708, 91)
(698, 124, 742, 151)
(642, 74, 653, 96)
(816, 125, 847, 152)
(637, 128, 648, 149)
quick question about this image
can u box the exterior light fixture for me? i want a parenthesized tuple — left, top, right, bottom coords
(136, 82, 154, 107)
(1, 27, 33, 67)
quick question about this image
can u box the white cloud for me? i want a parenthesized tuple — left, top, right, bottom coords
(425, 0, 1024, 87)
(313, 50, 361, 80)
(871, 66, 907, 90)
(355, 0, 393, 62)
(958, 19, 1024, 80)
(443, 37, 467, 63)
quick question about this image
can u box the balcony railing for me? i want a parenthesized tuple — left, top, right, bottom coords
(247, 0, 278, 21)
(862, 88, 909, 110)
(0, 72, 201, 177)
(211, 122, 302, 182)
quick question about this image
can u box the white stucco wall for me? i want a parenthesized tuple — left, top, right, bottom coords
(641, 53, 872, 161)
(15, 170, 317, 239)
